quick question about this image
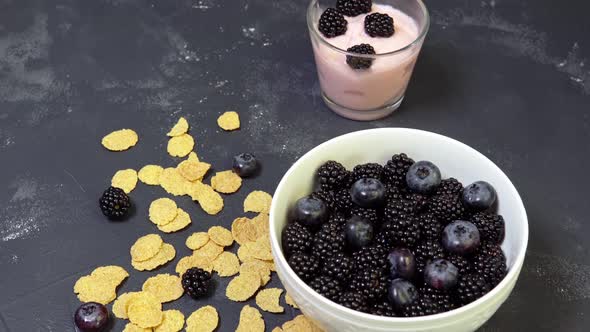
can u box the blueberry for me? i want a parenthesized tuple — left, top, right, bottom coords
(292, 196, 329, 229)
(388, 278, 418, 309)
(442, 220, 481, 254)
(74, 302, 109, 332)
(462, 181, 497, 211)
(387, 248, 416, 280)
(232, 153, 259, 177)
(350, 178, 386, 208)
(345, 215, 374, 250)
(424, 259, 459, 290)
(406, 161, 442, 194)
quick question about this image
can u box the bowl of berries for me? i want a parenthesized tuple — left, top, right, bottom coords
(269, 128, 528, 332)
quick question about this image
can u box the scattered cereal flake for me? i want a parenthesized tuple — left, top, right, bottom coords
(186, 232, 209, 250)
(142, 274, 184, 303)
(237, 242, 257, 263)
(158, 208, 191, 233)
(73, 266, 128, 304)
(231, 217, 258, 245)
(131, 234, 164, 262)
(167, 134, 194, 157)
(127, 291, 163, 328)
(138, 165, 164, 185)
(251, 235, 273, 261)
(175, 255, 213, 275)
(212, 252, 240, 277)
(91, 265, 129, 284)
(149, 198, 178, 226)
(112, 169, 138, 194)
(226, 272, 261, 302)
(251, 213, 270, 239)
(244, 190, 272, 214)
(235, 305, 264, 332)
(256, 288, 284, 313)
(208, 226, 234, 247)
(193, 182, 224, 215)
(177, 160, 211, 181)
(186, 305, 219, 332)
(154, 310, 185, 332)
(272, 328, 284, 332)
(193, 241, 224, 261)
(167, 117, 189, 137)
(159, 167, 189, 196)
(211, 170, 242, 194)
(113, 292, 142, 319)
(102, 129, 138, 151)
(239, 260, 271, 286)
(187, 151, 199, 162)
(217, 111, 240, 131)
(285, 293, 299, 309)
(123, 322, 152, 332)
(132, 243, 176, 271)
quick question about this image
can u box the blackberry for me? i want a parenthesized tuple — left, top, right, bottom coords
(405, 192, 429, 212)
(317, 160, 350, 190)
(288, 252, 320, 281)
(350, 268, 388, 301)
(374, 232, 394, 251)
(435, 178, 464, 196)
(329, 212, 348, 225)
(370, 300, 397, 317)
(470, 212, 505, 244)
(352, 245, 387, 270)
(365, 13, 395, 37)
(446, 253, 470, 274)
(334, 188, 354, 213)
(310, 276, 342, 301)
(382, 153, 414, 189)
(471, 246, 507, 286)
(351, 207, 380, 225)
(351, 163, 383, 183)
(99, 186, 131, 220)
(383, 199, 418, 222)
(312, 222, 346, 258)
(401, 298, 437, 317)
(346, 44, 376, 70)
(339, 291, 369, 312)
(475, 241, 504, 258)
(321, 252, 353, 282)
(311, 190, 336, 211)
(420, 287, 455, 313)
(417, 213, 442, 240)
(282, 222, 312, 257)
(429, 194, 465, 223)
(454, 274, 491, 305)
(336, 0, 372, 17)
(319, 8, 347, 38)
(381, 216, 421, 247)
(181, 267, 212, 299)
(414, 239, 445, 275)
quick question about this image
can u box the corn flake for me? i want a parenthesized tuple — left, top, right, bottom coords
(187, 151, 199, 162)
(239, 260, 271, 286)
(112, 169, 138, 194)
(235, 305, 264, 332)
(159, 167, 189, 196)
(217, 111, 240, 131)
(73, 266, 128, 304)
(138, 165, 164, 185)
(91, 265, 129, 284)
(186, 232, 209, 250)
(285, 293, 299, 309)
(186, 305, 219, 332)
(167, 117, 189, 137)
(158, 208, 191, 233)
(154, 310, 185, 332)
(131, 234, 163, 262)
(251, 213, 270, 239)
(244, 190, 272, 214)
(102, 129, 138, 151)
(212, 252, 240, 277)
(113, 292, 142, 319)
(132, 243, 176, 271)
(211, 170, 242, 194)
(231, 217, 258, 245)
(149, 198, 178, 226)
(167, 134, 194, 157)
(127, 291, 163, 328)
(256, 288, 284, 313)
(142, 274, 184, 303)
(208, 226, 234, 247)
(193, 241, 224, 262)
(177, 160, 210, 182)
(226, 271, 261, 301)
(123, 322, 152, 332)
(176, 254, 213, 275)
(250, 235, 272, 261)
(192, 182, 223, 215)
(237, 242, 257, 263)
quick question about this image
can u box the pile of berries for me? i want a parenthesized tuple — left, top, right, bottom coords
(282, 153, 507, 317)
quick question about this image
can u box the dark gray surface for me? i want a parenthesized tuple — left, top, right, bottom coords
(0, 0, 589, 331)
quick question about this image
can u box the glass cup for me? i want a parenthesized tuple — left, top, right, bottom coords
(307, 0, 430, 121)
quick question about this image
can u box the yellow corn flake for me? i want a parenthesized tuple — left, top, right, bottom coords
(186, 232, 209, 250)
(212, 252, 240, 277)
(73, 266, 128, 304)
(113, 292, 142, 319)
(187, 151, 199, 162)
(244, 190, 272, 214)
(226, 271, 261, 302)
(284, 315, 323, 332)
(186, 305, 219, 332)
(192, 182, 224, 215)
(167, 133, 194, 157)
(167, 117, 189, 137)
(251, 235, 273, 261)
(154, 310, 185, 332)
(138, 165, 164, 185)
(239, 260, 271, 286)
(272, 328, 284, 332)
(263, 259, 276, 272)
(132, 243, 176, 271)
(101, 129, 138, 151)
(176, 254, 213, 275)
(123, 322, 152, 332)
(131, 234, 164, 262)
(193, 241, 224, 261)
(235, 305, 264, 332)
(208, 226, 234, 247)
(158, 208, 191, 233)
(91, 265, 129, 284)
(127, 291, 163, 328)
(211, 170, 242, 194)
(285, 293, 299, 309)
(237, 242, 257, 263)
(149, 198, 178, 226)
(251, 213, 270, 239)
(142, 274, 184, 303)
(217, 111, 240, 131)
(112, 169, 138, 194)
(159, 167, 189, 196)
(256, 288, 284, 313)
(177, 160, 211, 182)
(231, 217, 258, 245)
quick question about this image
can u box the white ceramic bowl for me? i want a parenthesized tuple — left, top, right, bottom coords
(269, 128, 528, 332)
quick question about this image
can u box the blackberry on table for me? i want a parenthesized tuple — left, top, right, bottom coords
(288, 252, 320, 281)
(339, 291, 369, 312)
(382, 153, 414, 189)
(352, 245, 388, 270)
(420, 287, 455, 313)
(370, 300, 397, 317)
(336, 0, 372, 17)
(319, 8, 348, 38)
(351, 163, 383, 183)
(346, 44, 376, 70)
(182, 267, 212, 299)
(470, 212, 505, 244)
(317, 160, 350, 191)
(417, 213, 442, 240)
(321, 252, 353, 282)
(99, 186, 131, 220)
(310, 276, 343, 301)
(311, 190, 336, 211)
(381, 216, 421, 247)
(414, 239, 445, 275)
(429, 194, 466, 223)
(454, 274, 491, 305)
(282, 222, 312, 257)
(365, 13, 395, 37)
(313, 221, 346, 258)
(434, 178, 464, 196)
(350, 268, 388, 301)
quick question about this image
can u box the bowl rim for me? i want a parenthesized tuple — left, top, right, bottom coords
(269, 127, 529, 323)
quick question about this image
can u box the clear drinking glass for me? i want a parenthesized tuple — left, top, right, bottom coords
(307, 0, 429, 121)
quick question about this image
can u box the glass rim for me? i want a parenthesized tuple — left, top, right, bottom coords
(306, 0, 430, 58)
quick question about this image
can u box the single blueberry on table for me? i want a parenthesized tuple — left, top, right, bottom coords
(462, 181, 497, 211)
(232, 153, 259, 177)
(345, 215, 374, 250)
(406, 161, 442, 194)
(442, 220, 481, 254)
(388, 278, 419, 309)
(292, 196, 329, 229)
(350, 178, 386, 208)
(74, 302, 109, 332)
(424, 259, 459, 290)
(387, 248, 416, 280)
